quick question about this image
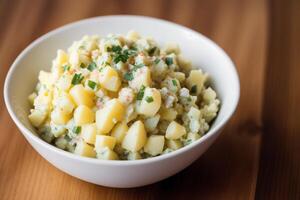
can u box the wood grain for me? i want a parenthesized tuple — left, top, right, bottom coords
(1, 0, 296, 199)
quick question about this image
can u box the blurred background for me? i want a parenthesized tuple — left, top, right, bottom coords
(0, 0, 299, 199)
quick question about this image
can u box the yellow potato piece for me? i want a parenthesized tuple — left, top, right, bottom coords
(95, 135, 117, 150)
(165, 121, 186, 139)
(122, 120, 147, 152)
(144, 135, 165, 156)
(38, 71, 56, 88)
(111, 122, 128, 144)
(81, 123, 97, 144)
(129, 67, 152, 90)
(99, 66, 121, 92)
(51, 108, 71, 125)
(28, 109, 47, 127)
(96, 98, 125, 134)
(55, 92, 75, 115)
(166, 139, 183, 150)
(96, 147, 118, 160)
(74, 140, 96, 158)
(55, 49, 68, 65)
(136, 87, 161, 117)
(69, 84, 94, 108)
(74, 105, 95, 126)
(160, 107, 177, 121)
(127, 152, 142, 160)
(186, 69, 208, 95)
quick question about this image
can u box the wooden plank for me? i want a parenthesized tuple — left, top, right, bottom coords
(255, 0, 300, 199)
(0, 0, 267, 199)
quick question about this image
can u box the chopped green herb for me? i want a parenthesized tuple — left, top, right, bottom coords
(73, 126, 81, 134)
(88, 80, 97, 89)
(148, 47, 157, 55)
(165, 57, 173, 65)
(145, 96, 154, 103)
(172, 79, 178, 86)
(80, 63, 86, 68)
(71, 73, 84, 85)
(187, 97, 192, 102)
(191, 85, 197, 94)
(87, 62, 97, 71)
(154, 58, 160, 64)
(63, 65, 70, 71)
(132, 63, 144, 71)
(137, 85, 146, 100)
(124, 72, 134, 81)
(111, 45, 122, 53)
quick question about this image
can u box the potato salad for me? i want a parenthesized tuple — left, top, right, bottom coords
(28, 31, 220, 160)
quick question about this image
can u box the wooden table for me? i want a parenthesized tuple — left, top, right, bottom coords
(0, 0, 299, 199)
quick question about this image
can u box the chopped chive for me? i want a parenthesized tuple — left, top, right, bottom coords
(137, 85, 146, 100)
(191, 85, 197, 94)
(111, 45, 122, 53)
(71, 73, 84, 85)
(172, 79, 178, 86)
(80, 63, 86, 68)
(63, 65, 70, 72)
(133, 63, 144, 71)
(145, 96, 153, 103)
(88, 80, 97, 89)
(165, 57, 173, 65)
(87, 62, 97, 71)
(73, 126, 81, 134)
(124, 72, 134, 81)
(154, 58, 160, 64)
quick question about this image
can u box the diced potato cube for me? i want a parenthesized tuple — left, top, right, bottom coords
(111, 122, 128, 144)
(151, 59, 168, 82)
(51, 108, 71, 125)
(127, 152, 142, 160)
(96, 99, 125, 134)
(186, 69, 208, 95)
(170, 71, 186, 83)
(96, 147, 118, 160)
(55, 92, 75, 114)
(34, 93, 52, 112)
(165, 121, 186, 139)
(28, 93, 37, 105)
(50, 123, 66, 137)
(39, 71, 56, 88)
(129, 67, 152, 90)
(74, 140, 96, 158)
(163, 42, 180, 54)
(166, 139, 183, 150)
(160, 107, 177, 121)
(55, 49, 68, 65)
(144, 135, 165, 156)
(126, 30, 141, 41)
(99, 66, 121, 92)
(95, 135, 117, 150)
(122, 120, 147, 152)
(81, 123, 97, 144)
(69, 84, 94, 107)
(144, 114, 160, 132)
(74, 105, 95, 126)
(136, 87, 161, 117)
(28, 109, 47, 127)
(177, 55, 192, 74)
(187, 132, 201, 141)
(56, 74, 72, 91)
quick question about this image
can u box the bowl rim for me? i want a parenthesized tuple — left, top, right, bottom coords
(4, 15, 240, 166)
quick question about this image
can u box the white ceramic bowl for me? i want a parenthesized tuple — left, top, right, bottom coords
(4, 15, 239, 188)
